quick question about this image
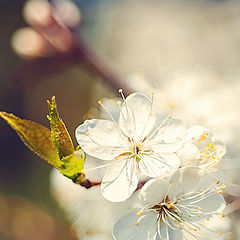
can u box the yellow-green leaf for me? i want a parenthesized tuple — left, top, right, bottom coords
(59, 149, 85, 180)
(47, 96, 74, 159)
(0, 112, 60, 167)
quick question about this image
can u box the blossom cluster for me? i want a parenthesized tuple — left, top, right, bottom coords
(61, 92, 232, 239)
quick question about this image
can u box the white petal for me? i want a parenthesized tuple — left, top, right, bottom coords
(150, 119, 186, 152)
(187, 125, 213, 152)
(156, 222, 183, 240)
(196, 191, 226, 214)
(119, 92, 156, 141)
(180, 167, 207, 193)
(113, 209, 158, 240)
(192, 216, 231, 240)
(178, 190, 226, 222)
(186, 125, 212, 142)
(75, 119, 126, 160)
(167, 169, 182, 200)
(101, 159, 139, 202)
(140, 178, 169, 206)
(139, 153, 180, 178)
(214, 139, 226, 157)
(177, 143, 200, 167)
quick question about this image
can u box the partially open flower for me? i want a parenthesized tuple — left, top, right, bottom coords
(177, 125, 226, 170)
(113, 167, 226, 240)
(75, 92, 186, 202)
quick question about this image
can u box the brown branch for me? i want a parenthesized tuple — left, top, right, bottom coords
(78, 177, 146, 191)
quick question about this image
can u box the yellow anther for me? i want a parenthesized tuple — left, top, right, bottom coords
(193, 228, 197, 231)
(200, 193, 205, 197)
(171, 103, 176, 108)
(117, 101, 121, 106)
(218, 190, 223, 194)
(150, 91, 155, 95)
(222, 213, 225, 218)
(167, 202, 174, 209)
(168, 115, 172, 119)
(197, 213, 200, 217)
(216, 180, 220, 184)
(119, 89, 123, 93)
(192, 137, 195, 141)
(137, 210, 143, 216)
(85, 132, 89, 136)
(222, 184, 226, 189)
(206, 218, 210, 221)
(98, 100, 102, 104)
(199, 207, 202, 211)
(136, 221, 140, 226)
(206, 132, 208, 136)
(218, 232, 222, 236)
(187, 161, 191, 166)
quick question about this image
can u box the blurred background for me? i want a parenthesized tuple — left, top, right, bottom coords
(0, 0, 240, 239)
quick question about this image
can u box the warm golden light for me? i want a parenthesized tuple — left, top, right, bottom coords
(23, 0, 52, 26)
(11, 27, 48, 58)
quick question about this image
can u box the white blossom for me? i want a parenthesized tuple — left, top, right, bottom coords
(177, 125, 226, 170)
(113, 167, 226, 240)
(75, 92, 186, 202)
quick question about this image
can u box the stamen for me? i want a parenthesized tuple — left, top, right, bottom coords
(137, 210, 143, 216)
(98, 99, 128, 143)
(118, 89, 137, 138)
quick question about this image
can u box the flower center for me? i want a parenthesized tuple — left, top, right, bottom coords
(150, 197, 177, 218)
(136, 146, 141, 154)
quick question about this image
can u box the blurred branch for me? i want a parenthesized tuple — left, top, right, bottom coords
(13, 1, 132, 95)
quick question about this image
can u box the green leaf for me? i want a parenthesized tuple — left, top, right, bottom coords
(47, 96, 74, 159)
(0, 112, 60, 167)
(59, 148, 85, 180)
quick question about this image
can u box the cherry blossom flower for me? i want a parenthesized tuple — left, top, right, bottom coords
(113, 167, 226, 240)
(75, 92, 186, 202)
(177, 125, 226, 170)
